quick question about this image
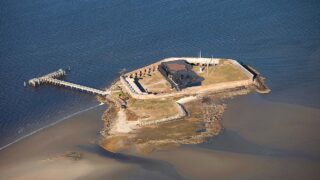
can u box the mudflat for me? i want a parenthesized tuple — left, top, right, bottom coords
(0, 105, 135, 180)
(149, 95, 320, 179)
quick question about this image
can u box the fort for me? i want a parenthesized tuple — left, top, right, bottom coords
(100, 57, 270, 153)
(119, 57, 268, 100)
(26, 57, 267, 98)
(26, 56, 270, 153)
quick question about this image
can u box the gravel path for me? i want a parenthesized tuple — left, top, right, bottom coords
(110, 110, 137, 134)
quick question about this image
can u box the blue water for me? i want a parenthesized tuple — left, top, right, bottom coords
(0, 0, 319, 148)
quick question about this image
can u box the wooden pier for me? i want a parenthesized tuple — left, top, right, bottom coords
(28, 69, 110, 96)
(28, 69, 66, 87)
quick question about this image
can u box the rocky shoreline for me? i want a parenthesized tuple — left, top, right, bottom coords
(98, 83, 258, 153)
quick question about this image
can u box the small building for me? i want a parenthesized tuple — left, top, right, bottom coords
(158, 60, 203, 91)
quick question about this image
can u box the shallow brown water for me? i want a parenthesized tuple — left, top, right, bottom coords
(0, 105, 185, 179)
(147, 94, 320, 179)
(1, 93, 319, 179)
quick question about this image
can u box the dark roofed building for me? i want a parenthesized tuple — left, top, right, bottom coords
(159, 60, 203, 91)
(166, 63, 188, 73)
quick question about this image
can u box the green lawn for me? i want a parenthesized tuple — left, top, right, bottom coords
(193, 63, 249, 86)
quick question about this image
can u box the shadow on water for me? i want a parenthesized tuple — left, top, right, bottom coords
(77, 144, 185, 180)
(198, 129, 320, 161)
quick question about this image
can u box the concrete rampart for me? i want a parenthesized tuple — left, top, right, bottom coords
(125, 62, 160, 78)
(228, 59, 255, 80)
(124, 57, 221, 78)
(120, 76, 148, 95)
(120, 76, 135, 93)
(121, 57, 256, 99)
(180, 57, 220, 65)
(124, 79, 252, 100)
(126, 77, 144, 94)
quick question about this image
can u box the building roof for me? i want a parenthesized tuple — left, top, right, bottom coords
(159, 60, 203, 91)
(166, 63, 187, 72)
(161, 60, 191, 74)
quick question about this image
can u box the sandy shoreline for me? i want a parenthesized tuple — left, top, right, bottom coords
(0, 103, 184, 179)
(0, 105, 135, 179)
(1, 94, 320, 179)
(0, 104, 104, 151)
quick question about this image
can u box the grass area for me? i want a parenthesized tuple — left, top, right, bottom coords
(136, 101, 202, 142)
(102, 98, 223, 153)
(126, 98, 179, 121)
(133, 99, 209, 143)
(139, 71, 164, 85)
(138, 71, 175, 93)
(133, 119, 200, 143)
(193, 62, 249, 86)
